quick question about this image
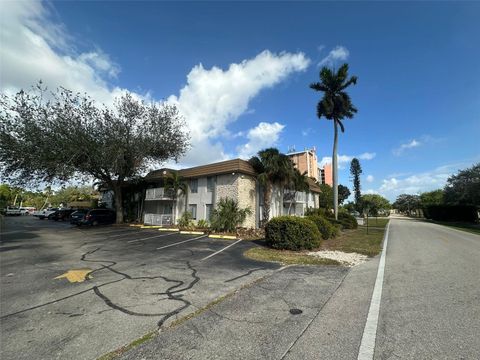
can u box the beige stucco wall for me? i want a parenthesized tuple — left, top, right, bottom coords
(237, 175, 257, 228)
(214, 173, 257, 229)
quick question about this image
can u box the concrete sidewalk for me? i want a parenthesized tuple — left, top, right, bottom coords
(118, 260, 380, 360)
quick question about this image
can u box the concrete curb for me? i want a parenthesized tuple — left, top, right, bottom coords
(158, 228, 180, 232)
(208, 234, 238, 240)
(179, 231, 205, 235)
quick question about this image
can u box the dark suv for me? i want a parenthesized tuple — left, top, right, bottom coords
(69, 209, 90, 225)
(80, 209, 116, 226)
(51, 209, 76, 221)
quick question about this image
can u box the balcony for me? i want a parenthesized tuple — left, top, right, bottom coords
(144, 213, 173, 226)
(145, 187, 172, 201)
(283, 190, 306, 203)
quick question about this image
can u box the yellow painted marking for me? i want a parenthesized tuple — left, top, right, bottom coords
(208, 234, 237, 240)
(54, 269, 93, 283)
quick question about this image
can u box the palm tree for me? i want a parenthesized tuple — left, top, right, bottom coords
(164, 171, 187, 225)
(249, 148, 293, 226)
(287, 169, 309, 215)
(310, 63, 358, 220)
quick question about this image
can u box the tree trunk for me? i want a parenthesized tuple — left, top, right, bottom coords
(113, 186, 124, 224)
(262, 182, 272, 227)
(333, 119, 339, 220)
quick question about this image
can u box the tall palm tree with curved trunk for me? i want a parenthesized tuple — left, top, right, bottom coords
(310, 63, 358, 220)
(249, 148, 293, 226)
(164, 171, 187, 225)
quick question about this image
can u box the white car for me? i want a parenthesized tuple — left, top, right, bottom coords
(33, 208, 58, 219)
(5, 206, 22, 216)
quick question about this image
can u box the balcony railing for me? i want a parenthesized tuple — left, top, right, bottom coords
(145, 187, 172, 200)
(144, 213, 173, 226)
(283, 190, 306, 203)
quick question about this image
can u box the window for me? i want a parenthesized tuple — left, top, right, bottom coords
(205, 204, 213, 220)
(189, 204, 197, 220)
(190, 179, 198, 193)
(207, 176, 214, 192)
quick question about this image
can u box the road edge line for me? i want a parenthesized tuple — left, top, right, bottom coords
(357, 220, 391, 360)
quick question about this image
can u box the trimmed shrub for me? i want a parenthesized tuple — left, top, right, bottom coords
(338, 212, 358, 229)
(423, 205, 478, 222)
(306, 215, 337, 239)
(265, 216, 321, 250)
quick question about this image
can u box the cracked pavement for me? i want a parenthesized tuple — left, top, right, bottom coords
(0, 216, 279, 360)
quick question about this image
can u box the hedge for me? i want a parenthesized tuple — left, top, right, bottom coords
(265, 216, 321, 250)
(306, 215, 337, 239)
(423, 205, 479, 222)
(305, 208, 358, 230)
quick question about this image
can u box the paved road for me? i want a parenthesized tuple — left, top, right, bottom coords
(375, 218, 480, 359)
(120, 217, 480, 360)
(2, 216, 479, 359)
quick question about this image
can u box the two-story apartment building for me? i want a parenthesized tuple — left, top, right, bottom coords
(140, 158, 321, 228)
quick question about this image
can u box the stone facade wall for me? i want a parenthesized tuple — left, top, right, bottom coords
(237, 175, 257, 228)
(215, 174, 238, 203)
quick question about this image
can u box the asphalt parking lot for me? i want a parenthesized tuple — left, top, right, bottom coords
(0, 216, 279, 360)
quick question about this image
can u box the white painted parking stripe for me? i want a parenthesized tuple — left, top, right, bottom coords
(156, 235, 207, 250)
(127, 232, 176, 243)
(201, 239, 242, 261)
(357, 221, 391, 360)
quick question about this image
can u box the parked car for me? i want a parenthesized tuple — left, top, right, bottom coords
(5, 206, 22, 216)
(51, 209, 76, 221)
(79, 209, 116, 226)
(34, 208, 58, 220)
(70, 209, 90, 225)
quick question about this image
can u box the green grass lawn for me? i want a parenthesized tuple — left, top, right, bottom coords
(360, 217, 390, 228)
(321, 221, 389, 257)
(244, 217, 389, 264)
(434, 221, 480, 236)
(244, 246, 340, 266)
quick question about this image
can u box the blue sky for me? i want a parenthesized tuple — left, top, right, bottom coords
(1, 1, 479, 200)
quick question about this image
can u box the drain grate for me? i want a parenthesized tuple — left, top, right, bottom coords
(289, 308, 303, 315)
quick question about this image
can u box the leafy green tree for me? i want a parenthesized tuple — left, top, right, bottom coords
(318, 183, 333, 209)
(338, 184, 351, 205)
(249, 148, 293, 225)
(443, 163, 480, 206)
(360, 194, 391, 216)
(164, 171, 187, 225)
(210, 197, 252, 233)
(310, 63, 358, 220)
(350, 158, 362, 210)
(286, 169, 309, 215)
(420, 189, 444, 206)
(393, 194, 421, 216)
(0, 85, 189, 223)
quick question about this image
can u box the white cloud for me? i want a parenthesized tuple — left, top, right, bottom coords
(359, 152, 376, 160)
(0, 0, 139, 106)
(365, 189, 379, 194)
(237, 122, 285, 159)
(167, 50, 310, 166)
(319, 152, 376, 168)
(393, 139, 421, 156)
(366, 175, 374, 183)
(318, 46, 349, 67)
(1, 1, 311, 168)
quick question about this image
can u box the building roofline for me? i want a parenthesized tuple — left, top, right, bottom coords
(145, 158, 256, 180)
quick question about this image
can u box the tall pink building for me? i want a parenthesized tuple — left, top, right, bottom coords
(286, 147, 333, 186)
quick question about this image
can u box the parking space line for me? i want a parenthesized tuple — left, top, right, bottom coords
(201, 239, 242, 261)
(156, 235, 207, 250)
(127, 232, 177, 243)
